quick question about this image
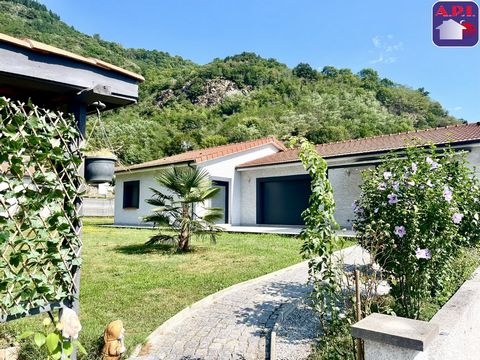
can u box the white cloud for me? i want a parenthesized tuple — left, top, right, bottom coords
(385, 42, 403, 52)
(452, 106, 463, 111)
(370, 35, 403, 65)
(370, 56, 397, 64)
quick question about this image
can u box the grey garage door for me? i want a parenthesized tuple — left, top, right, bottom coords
(257, 175, 311, 225)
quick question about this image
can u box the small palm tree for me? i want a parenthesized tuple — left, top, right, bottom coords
(143, 166, 224, 251)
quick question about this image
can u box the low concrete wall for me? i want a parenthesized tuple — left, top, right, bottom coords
(353, 267, 480, 360)
(81, 197, 114, 217)
(425, 268, 480, 359)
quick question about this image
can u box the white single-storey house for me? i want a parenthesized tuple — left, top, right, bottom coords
(114, 124, 480, 229)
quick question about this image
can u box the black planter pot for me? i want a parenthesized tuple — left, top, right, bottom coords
(84, 156, 116, 184)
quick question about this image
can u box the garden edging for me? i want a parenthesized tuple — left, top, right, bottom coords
(269, 301, 297, 360)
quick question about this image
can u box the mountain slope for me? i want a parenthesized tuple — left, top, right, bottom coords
(0, 0, 461, 165)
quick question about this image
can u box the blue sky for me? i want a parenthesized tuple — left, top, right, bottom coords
(39, 0, 480, 121)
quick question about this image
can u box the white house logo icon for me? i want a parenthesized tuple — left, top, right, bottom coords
(436, 19, 467, 40)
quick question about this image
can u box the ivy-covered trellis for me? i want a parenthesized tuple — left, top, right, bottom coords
(0, 97, 83, 321)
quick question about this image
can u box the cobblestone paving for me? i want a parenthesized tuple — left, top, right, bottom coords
(130, 246, 366, 360)
(130, 261, 310, 360)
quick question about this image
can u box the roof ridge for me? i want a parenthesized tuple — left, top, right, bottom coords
(237, 123, 480, 169)
(180, 136, 283, 157)
(116, 136, 285, 172)
(315, 123, 468, 149)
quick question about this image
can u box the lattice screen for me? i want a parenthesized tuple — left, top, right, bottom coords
(0, 97, 83, 321)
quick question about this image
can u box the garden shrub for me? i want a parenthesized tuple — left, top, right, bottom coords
(354, 145, 480, 319)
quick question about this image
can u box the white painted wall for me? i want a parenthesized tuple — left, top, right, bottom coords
(114, 169, 163, 225)
(237, 162, 369, 228)
(326, 145, 480, 229)
(466, 145, 480, 176)
(114, 144, 280, 226)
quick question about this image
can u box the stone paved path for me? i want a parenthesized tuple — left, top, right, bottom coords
(130, 246, 366, 360)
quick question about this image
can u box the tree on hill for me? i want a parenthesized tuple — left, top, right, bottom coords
(293, 63, 318, 81)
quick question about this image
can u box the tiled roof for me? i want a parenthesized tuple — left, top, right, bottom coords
(116, 137, 286, 173)
(0, 33, 144, 82)
(237, 123, 480, 168)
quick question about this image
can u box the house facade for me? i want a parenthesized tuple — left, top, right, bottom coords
(114, 124, 480, 229)
(114, 137, 286, 226)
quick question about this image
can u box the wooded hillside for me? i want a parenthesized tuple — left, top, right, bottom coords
(0, 0, 461, 164)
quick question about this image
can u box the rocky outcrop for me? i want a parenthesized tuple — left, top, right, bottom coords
(195, 79, 249, 106)
(155, 88, 175, 107)
(156, 78, 249, 108)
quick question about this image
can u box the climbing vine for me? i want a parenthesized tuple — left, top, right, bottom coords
(0, 97, 83, 320)
(292, 137, 354, 359)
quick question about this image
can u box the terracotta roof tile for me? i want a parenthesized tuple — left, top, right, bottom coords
(116, 136, 286, 173)
(237, 123, 480, 168)
(0, 33, 144, 82)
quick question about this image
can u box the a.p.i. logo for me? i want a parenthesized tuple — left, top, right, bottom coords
(433, 1, 479, 47)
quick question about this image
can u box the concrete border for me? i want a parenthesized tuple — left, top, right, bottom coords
(353, 266, 480, 359)
(352, 313, 439, 351)
(0, 345, 18, 360)
(103, 223, 356, 237)
(269, 301, 298, 360)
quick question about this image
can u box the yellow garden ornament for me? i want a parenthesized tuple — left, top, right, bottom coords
(102, 320, 126, 360)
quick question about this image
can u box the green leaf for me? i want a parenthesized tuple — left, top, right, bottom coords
(46, 332, 60, 354)
(50, 346, 62, 360)
(63, 341, 73, 355)
(34, 332, 46, 348)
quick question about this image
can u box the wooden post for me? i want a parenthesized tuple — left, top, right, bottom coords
(355, 269, 364, 360)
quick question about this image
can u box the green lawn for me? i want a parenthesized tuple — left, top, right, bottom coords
(2, 217, 309, 358)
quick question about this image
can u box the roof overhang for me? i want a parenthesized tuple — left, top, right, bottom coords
(115, 161, 195, 175)
(115, 138, 285, 174)
(0, 35, 143, 113)
(236, 140, 480, 171)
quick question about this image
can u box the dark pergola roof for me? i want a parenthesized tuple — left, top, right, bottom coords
(0, 33, 144, 115)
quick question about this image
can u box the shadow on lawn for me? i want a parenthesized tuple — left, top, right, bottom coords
(114, 243, 177, 255)
(114, 243, 209, 255)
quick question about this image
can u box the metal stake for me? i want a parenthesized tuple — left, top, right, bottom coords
(355, 269, 364, 360)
